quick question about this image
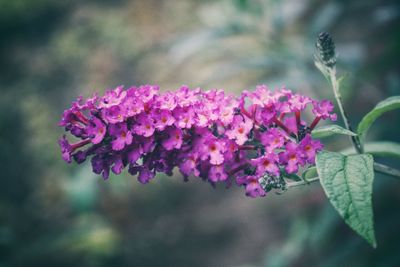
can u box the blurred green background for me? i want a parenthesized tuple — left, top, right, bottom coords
(1, 0, 399, 266)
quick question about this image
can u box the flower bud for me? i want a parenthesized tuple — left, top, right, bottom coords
(315, 32, 337, 68)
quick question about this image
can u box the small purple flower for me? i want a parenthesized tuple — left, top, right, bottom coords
(251, 153, 280, 177)
(122, 96, 144, 117)
(223, 139, 239, 161)
(101, 105, 126, 124)
(156, 92, 177, 110)
(175, 85, 200, 107)
(91, 155, 111, 179)
(86, 117, 106, 144)
(72, 150, 87, 164)
(254, 103, 277, 125)
(137, 166, 155, 184)
(312, 100, 337, 121)
(279, 141, 305, 174)
(179, 152, 200, 180)
(59, 108, 79, 127)
(109, 123, 133, 151)
(236, 175, 266, 198)
(225, 115, 253, 145)
(298, 134, 323, 164)
(136, 85, 158, 104)
(288, 94, 311, 111)
(201, 136, 226, 165)
(154, 109, 175, 131)
(259, 128, 286, 152)
(58, 135, 91, 163)
(133, 113, 155, 137)
(208, 165, 228, 182)
(58, 135, 73, 163)
(138, 135, 155, 153)
(126, 144, 143, 164)
(111, 155, 125, 175)
(219, 106, 235, 126)
(174, 107, 196, 129)
(162, 127, 183, 151)
(69, 124, 86, 138)
(282, 116, 301, 134)
(99, 86, 127, 108)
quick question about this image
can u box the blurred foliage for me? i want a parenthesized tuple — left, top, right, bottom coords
(0, 0, 399, 266)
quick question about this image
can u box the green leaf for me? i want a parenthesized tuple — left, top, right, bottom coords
(316, 151, 376, 247)
(357, 96, 400, 143)
(302, 166, 317, 180)
(341, 141, 400, 160)
(311, 125, 356, 139)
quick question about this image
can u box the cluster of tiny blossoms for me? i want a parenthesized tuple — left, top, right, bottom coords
(59, 85, 336, 198)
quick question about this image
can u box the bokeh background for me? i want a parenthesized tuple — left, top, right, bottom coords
(1, 0, 400, 266)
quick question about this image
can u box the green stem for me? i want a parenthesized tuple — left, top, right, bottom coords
(287, 162, 400, 188)
(286, 177, 319, 188)
(328, 67, 364, 154)
(373, 162, 400, 179)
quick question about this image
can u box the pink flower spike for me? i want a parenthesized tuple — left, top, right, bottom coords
(59, 83, 336, 198)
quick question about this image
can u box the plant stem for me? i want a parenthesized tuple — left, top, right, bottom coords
(287, 162, 400, 188)
(286, 177, 320, 188)
(228, 164, 248, 176)
(328, 68, 364, 154)
(373, 163, 400, 179)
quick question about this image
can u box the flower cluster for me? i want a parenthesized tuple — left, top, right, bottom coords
(59, 85, 336, 198)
